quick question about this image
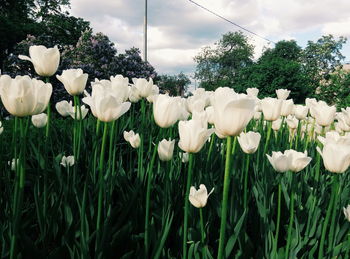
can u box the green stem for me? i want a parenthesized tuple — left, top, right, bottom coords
(144, 144, 158, 258)
(217, 136, 233, 259)
(318, 174, 339, 259)
(183, 153, 194, 259)
(273, 182, 282, 258)
(200, 208, 206, 258)
(243, 155, 250, 210)
(95, 122, 108, 254)
(264, 121, 272, 154)
(285, 173, 295, 259)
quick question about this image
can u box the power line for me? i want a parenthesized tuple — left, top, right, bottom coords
(188, 0, 276, 44)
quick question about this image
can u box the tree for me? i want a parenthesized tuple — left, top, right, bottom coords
(157, 72, 191, 96)
(194, 31, 254, 91)
(302, 35, 347, 93)
(235, 40, 311, 103)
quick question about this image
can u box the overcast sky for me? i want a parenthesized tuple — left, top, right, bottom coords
(70, 0, 350, 79)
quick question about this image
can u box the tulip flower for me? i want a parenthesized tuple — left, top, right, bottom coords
(82, 83, 131, 122)
(179, 152, 189, 163)
(178, 119, 214, 153)
(124, 130, 141, 148)
(8, 158, 18, 171)
(272, 118, 282, 131)
(267, 150, 311, 173)
(0, 75, 52, 117)
(212, 87, 255, 137)
(261, 97, 282, 121)
(189, 184, 214, 208)
(31, 113, 48, 128)
(311, 101, 336, 127)
(60, 155, 75, 167)
(344, 205, 350, 222)
(68, 105, 89, 120)
(158, 139, 175, 161)
(316, 141, 350, 173)
(131, 78, 155, 98)
(146, 84, 160, 103)
(286, 115, 298, 130)
(55, 100, 73, 117)
(280, 99, 294, 117)
(246, 87, 259, 97)
(56, 69, 88, 96)
(276, 89, 290, 100)
(153, 94, 180, 128)
(0, 121, 3, 135)
(19, 45, 60, 77)
(237, 131, 261, 154)
(110, 75, 131, 102)
(294, 104, 308, 120)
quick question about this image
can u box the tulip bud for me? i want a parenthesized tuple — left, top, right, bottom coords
(31, 113, 48, 128)
(60, 156, 75, 167)
(56, 100, 73, 117)
(56, 69, 88, 96)
(153, 94, 180, 128)
(294, 104, 308, 120)
(8, 158, 19, 171)
(179, 152, 189, 163)
(237, 131, 261, 154)
(124, 130, 141, 148)
(158, 139, 175, 161)
(189, 184, 214, 208)
(19, 45, 60, 77)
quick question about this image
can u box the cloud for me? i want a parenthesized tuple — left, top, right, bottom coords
(70, 0, 350, 75)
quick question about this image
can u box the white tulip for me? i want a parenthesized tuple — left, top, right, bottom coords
(312, 101, 336, 127)
(56, 69, 88, 96)
(158, 139, 175, 161)
(237, 131, 261, 154)
(294, 105, 308, 120)
(261, 97, 282, 121)
(55, 100, 72, 117)
(276, 89, 290, 100)
(246, 87, 259, 97)
(179, 152, 189, 163)
(280, 99, 294, 117)
(189, 184, 214, 208)
(60, 155, 75, 167)
(124, 130, 141, 148)
(31, 113, 48, 128)
(19, 45, 60, 77)
(343, 205, 350, 222)
(110, 74, 130, 102)
(153, 94, 180, 128)
(131, 78, 154, 98)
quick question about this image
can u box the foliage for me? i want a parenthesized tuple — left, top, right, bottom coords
(194, 31, 254, 91)
(156, 72, 191, 96)
(302, 35, 347, 93)
(235, 40, 311, 103)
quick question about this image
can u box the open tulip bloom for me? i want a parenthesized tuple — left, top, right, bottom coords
(56, 69, 88, 96)
(19, 45, 60, 77)
(189, 184, 214, 208)
(267, 150, 312, 173)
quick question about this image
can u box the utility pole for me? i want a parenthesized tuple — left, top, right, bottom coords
(143, 0, 148, 62)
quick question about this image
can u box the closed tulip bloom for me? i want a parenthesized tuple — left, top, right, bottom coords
(189, 184, 214, 208)
(128, 85, 142, 103)
(317, 142, 350, 173)
(284, 150, 312, 172)
(31, 113, 48, 128)
(153, 94, 180, 128)
(0, 75, 52, 117)
(246, 87, 259, 97)
(178, 119, 214, 153)
(276, 89, 290, 100)
(344, 205, 350, 222)
(266, 151, 290, 172)
(205, 106, 215, 124)
(280, 99, 294, 117)
(82, 83, 131, 122)
(55, 100, 72, 117)
(146, 84, 160, 103)
(19, 45, 60, 77)
(312, 101, 336, 127)
(158, 139, 175, 161)
(294, 104, 308, 120)
(110, 75, 130, 102)
(56, 69, 88, 96)
(212, 87, 255, 137)
(272, 118, 282, 131)
(286, 115, 298, 130)
(237, 131, 261, 154)
(132, 78, 154, 98)
(60, 155, 75, 167)
(261, 97, 282, 121)
(340, 107, 350, 125)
